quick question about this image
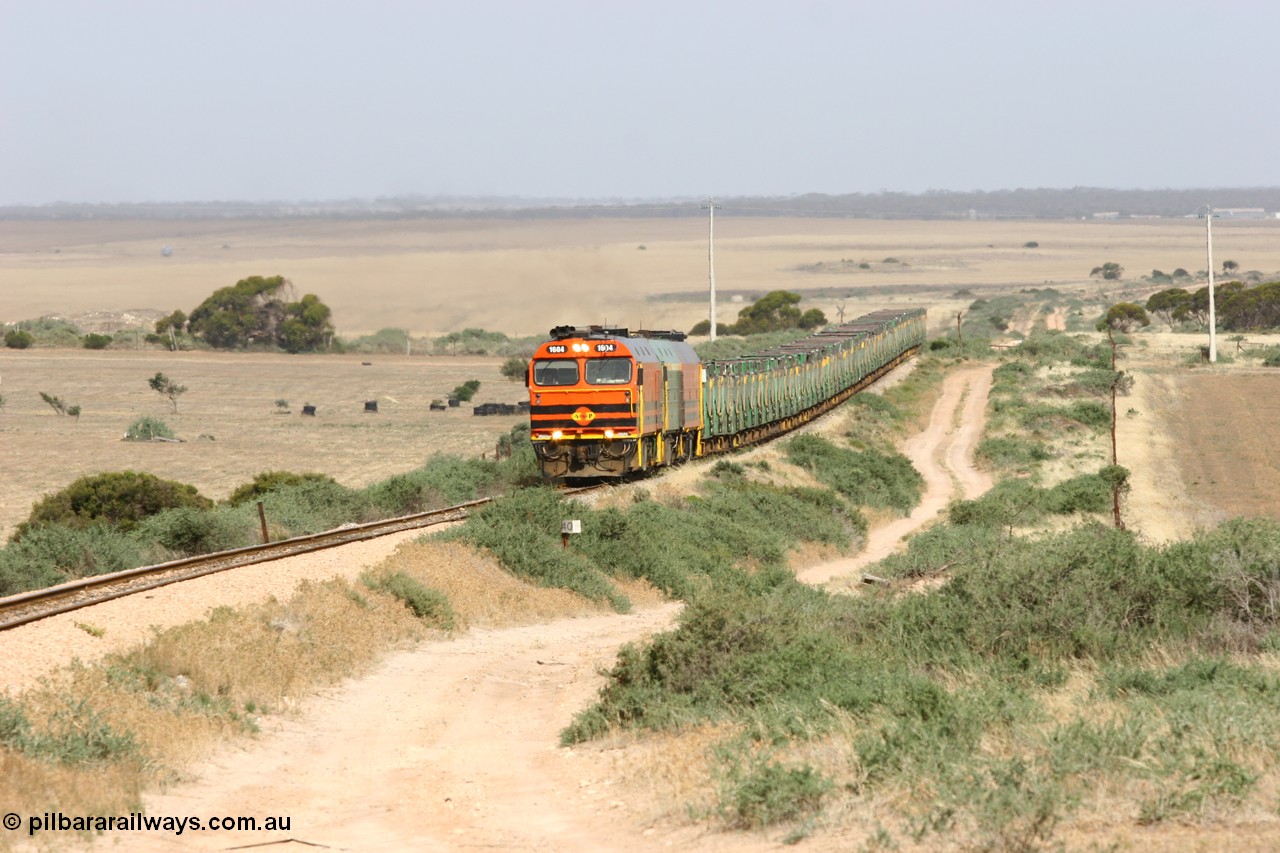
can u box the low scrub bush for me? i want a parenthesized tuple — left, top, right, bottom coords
(361, 570, 457, 630)
(1244, 345, 1280, 367)
(135, 506, 255, 557)
(947, 469, 1118, 529)
(225, 471, 337, 506)
(81, 333, 113, 350)
(785, 434, 923, 512)
(1017, 400, 1110, 432)
(253, 478, 365, 537)
(0, 697, 137, 765)
(567, 516, 1280, 841)
(0, 523, 144, 594)
(443, 488, 630, 611)
(124, 416, 176, 442)
(975, 436, 1053, 469)
(17, 472, 212, 537)
(720, 757, 832, 829)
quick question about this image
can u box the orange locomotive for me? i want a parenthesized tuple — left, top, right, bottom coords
(528, 325, 701, 478)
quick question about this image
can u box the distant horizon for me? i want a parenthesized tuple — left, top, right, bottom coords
(7, 184, 1280, 210)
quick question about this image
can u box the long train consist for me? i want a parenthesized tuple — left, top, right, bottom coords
(526, 307, 927, 479)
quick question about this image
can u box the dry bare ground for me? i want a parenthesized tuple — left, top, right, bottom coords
(77, 362, 993, 853)
(1116, 333, 1280, 541)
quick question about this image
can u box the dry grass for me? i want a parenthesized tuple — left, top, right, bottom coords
(373, 539, 613, 628)
(0, 537, 624, 850)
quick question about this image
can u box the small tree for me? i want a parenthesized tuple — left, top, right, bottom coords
(1223, 259, 1239, 275)
(1145, 288, 1191, 331)
(1098, 302, 1149, 333)
(39, 391, 72, 416)
(148, 372, 188, 412)
(1090, 262, 1124, 281)
(155, 310, 187, 351)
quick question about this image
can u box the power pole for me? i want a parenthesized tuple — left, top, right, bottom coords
(1201, 205, 1218, 363)
(701, 198, 721, 340)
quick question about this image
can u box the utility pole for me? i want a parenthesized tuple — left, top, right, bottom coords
(701, 198, 721, 340)
(1200, 205, 1218, 363)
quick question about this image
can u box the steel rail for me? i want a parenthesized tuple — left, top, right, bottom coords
(0, 498, 498, 631)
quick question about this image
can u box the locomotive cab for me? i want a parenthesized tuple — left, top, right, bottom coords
(528, 325, 701, 479)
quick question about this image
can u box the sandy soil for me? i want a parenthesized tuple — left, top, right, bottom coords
(77, 362, 994, 853)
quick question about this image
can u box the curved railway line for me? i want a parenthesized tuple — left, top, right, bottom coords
(0, 498, 502, 632)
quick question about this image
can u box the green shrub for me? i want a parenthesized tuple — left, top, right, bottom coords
(124, 416, 176, 441)
(362, 571, 456, 630)
(4, 329, 34, 349)
(785, 434, 923, 512)
(81, 333, 113, 350)
(135, 506, 254, 557)
(252, 478, 364, 536)
(18, 471, 212, 536)
(0, 697, 136, 765)
(450, 379, 481, 402)
(444, 488, 629, 611)
(225, 471, 337, 506)
(708, 460, 745, 480)
(0, 523, 145, 593)
(431, 328, 539, 357)
(976, 436, 1053, 469)
(342, 327, 416, 354)
(721, 759, 832, 829)
(9, 317, 83, 347)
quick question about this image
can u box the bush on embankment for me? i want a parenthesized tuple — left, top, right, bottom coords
(440, 478, 867, 611)
(564, 516, 1280, 842)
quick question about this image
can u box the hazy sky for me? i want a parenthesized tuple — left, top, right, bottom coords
(3, 0, 1278, 205)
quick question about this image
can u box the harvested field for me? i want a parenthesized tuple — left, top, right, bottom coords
(0, 350, 524, 538)
(1158, 370, 1280, 523)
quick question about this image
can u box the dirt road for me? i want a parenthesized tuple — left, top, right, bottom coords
(98, 364, 995, 852)
(800, 364, 993, 585)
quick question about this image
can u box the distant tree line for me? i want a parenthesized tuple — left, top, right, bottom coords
(11, 187, 1280, 222)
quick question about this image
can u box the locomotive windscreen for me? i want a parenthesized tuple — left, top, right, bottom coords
(585, 358, 632, 384)
(533, 359, 579, 386)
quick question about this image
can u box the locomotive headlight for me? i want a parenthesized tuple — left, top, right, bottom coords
(604, 429, 614, 439)
(551, 430, 563, 440)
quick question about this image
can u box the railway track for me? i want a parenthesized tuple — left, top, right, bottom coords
(0, 498, 501, 632)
